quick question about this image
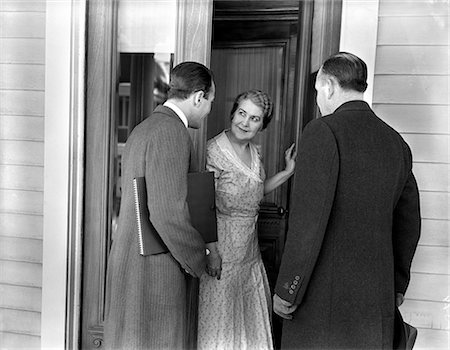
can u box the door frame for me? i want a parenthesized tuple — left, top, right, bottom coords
(79, 0, 341, 348)
(42, 0, 86, 348)
(82, 0, 118, 347)
(286, 0, 342, 213)
(291, 0, 342, 142)
(81, 0, 213, 348)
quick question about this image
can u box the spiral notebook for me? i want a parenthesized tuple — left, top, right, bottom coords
(133, 172, 217, 256)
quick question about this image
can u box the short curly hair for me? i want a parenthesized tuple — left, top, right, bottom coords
(230, 90, 273, 130)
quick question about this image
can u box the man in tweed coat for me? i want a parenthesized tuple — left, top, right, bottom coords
(104, 62, 216, 349)
(273, 52, 420, 349)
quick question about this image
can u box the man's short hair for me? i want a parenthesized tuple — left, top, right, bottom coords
(167, 61, 214, 100)
(321, 52, 368, 93)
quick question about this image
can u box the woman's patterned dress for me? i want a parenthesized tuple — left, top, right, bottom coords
(198, 131, 273, 350)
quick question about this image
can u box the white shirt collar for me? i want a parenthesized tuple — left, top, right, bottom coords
(163, 101, 188, 128)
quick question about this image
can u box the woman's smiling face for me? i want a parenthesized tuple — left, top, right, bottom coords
(230, 99, 264, 142)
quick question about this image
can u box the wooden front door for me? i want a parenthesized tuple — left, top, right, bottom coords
(209, 42, 294, 286)
(208, 1, 342, 346)
(210, 0, 303, 293)
(209, 5, 305, 347)
(209, 0, 343, 297)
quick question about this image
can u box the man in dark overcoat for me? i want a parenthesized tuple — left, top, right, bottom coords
(273, 52, 421, 349)
(104, 62, 217, 349)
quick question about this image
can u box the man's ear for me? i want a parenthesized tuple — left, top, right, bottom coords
(193, 90, 205, 106)
(326, 77, 336, 99)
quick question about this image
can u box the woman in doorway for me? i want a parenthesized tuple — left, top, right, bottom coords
(198, 89, 296, 349)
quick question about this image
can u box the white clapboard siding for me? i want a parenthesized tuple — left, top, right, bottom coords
(0, 164, 44, 191)
(406, 273, 450, 302)
(374, 104, 449, 134)
(0, 90, 44, 116)
(0, 236, 43, 263)
(378, 16, 448, 45)
(402, 134, 449, 164)
(0, 12, 45, 38)
(0, 189, 43, 215)
(0, 260, 42, 288)
(0, 38, 45, 64)
(375, 46, 448, 75)
(0, 284, 41, 312)
(419, 219, 449, 247)
(378, 1, 449, 16)
(0, 1, 46, 344)
(419, 192, 449, 220)
(0, 212, 43, 240)
(0, 140, 44, 166)
(0, 331, 40, 349)
(0, 115, 44, 141)
(413, 163, 450, 192)
(0, 308, 41, 335)
(412, 328, 449, 350)
(411, 246, 449, 275)
(373, 75, 448, 105)
(400, 299, 449, 330)
(0, 1, 45, 12)
(375, 1, 449, 345)
(0, 64, 44, 90)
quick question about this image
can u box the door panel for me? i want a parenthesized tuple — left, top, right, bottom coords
(209, 42, 294, 296)
(209, 23, 299, 350)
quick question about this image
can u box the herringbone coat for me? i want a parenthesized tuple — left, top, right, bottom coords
(104, 106, 206, 349)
